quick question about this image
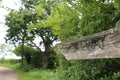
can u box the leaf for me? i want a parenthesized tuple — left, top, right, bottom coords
(115, 19, 120, 27)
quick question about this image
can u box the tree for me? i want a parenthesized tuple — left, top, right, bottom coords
(20, 0, 58, 68)
(77, 0, 115, 35)
(45, 1, 80, 41)
(5, 9, 30, 65)
(13, 45, 37, 64)
(5, 0, 57, 69)
(45, 0, 115, 42)
(27, 0, 57, 68)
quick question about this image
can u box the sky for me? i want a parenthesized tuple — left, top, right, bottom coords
(0, 0, 21, 44)
(0, 0, 21, 59)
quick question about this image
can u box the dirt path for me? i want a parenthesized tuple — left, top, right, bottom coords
(0, 67, 18, 80)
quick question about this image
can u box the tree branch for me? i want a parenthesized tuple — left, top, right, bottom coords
(30, 40, 42, 52)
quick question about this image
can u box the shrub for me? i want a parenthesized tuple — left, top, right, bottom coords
(48, 50, 58, 69)
(57, 55, 120, 80)
(13, 45, 38, 65)
(31, 51, 42, 68)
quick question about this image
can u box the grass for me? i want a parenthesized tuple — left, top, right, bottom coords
(16, 69, 59, 80)
(0, 59, 60, 80)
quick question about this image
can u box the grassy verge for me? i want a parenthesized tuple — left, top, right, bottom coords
(17, 69, 59, 80)
(0, 59, 59, 80)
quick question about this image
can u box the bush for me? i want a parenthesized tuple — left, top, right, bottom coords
(57, 55, 120, 80)
(13, 45, 37, 65)
(13, 45, 58, 69)
(48, 50, 58, 69)
(31, 51, 42, 68)
(20, 64, 34, 72)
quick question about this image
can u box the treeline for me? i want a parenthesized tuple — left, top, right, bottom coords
(13, 45, 57, 69)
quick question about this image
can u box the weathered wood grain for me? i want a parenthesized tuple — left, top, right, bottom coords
(56, 28, 120, 60)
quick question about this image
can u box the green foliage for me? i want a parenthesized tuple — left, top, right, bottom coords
(5, 11, 25, 44)
(54, 1, 120, 80)
(57, 55, 120, 80)
(17, 69, 59, 80)
(13, 45, 37, 65)
(99, 72, 120, 80)
(44, 0, 117, 41)
(115, 20, 120, 27)
(113, 10, 120, 27)
(48, 49, 58, 69)
(13, 45, 58, 69)
(5, 8, 37, 65)
(114, 0, 120, 9)
(56, 54, 70, 79)
(46, 2, 80, 41)
(31, 51, 42, 68)
(18, 64, 34, 72)
(5, 0, 58, 68)
(27, 0, 57, 69)
(77, 0, 114, 36)
(0, 59, 20, 65)
(13, 45, 36, 56)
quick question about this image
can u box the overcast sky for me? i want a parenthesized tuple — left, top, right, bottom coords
(0, 0, 21, 44)
(0, 0, 21, 59)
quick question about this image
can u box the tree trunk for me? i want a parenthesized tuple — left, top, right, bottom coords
(42, 42, 50, 69)
(21, 36, 25, 65)
(42, 51, 48, 69)
(21, 43, 24, 65)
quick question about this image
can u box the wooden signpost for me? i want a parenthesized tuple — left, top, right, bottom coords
(56, 28, 120, 60)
